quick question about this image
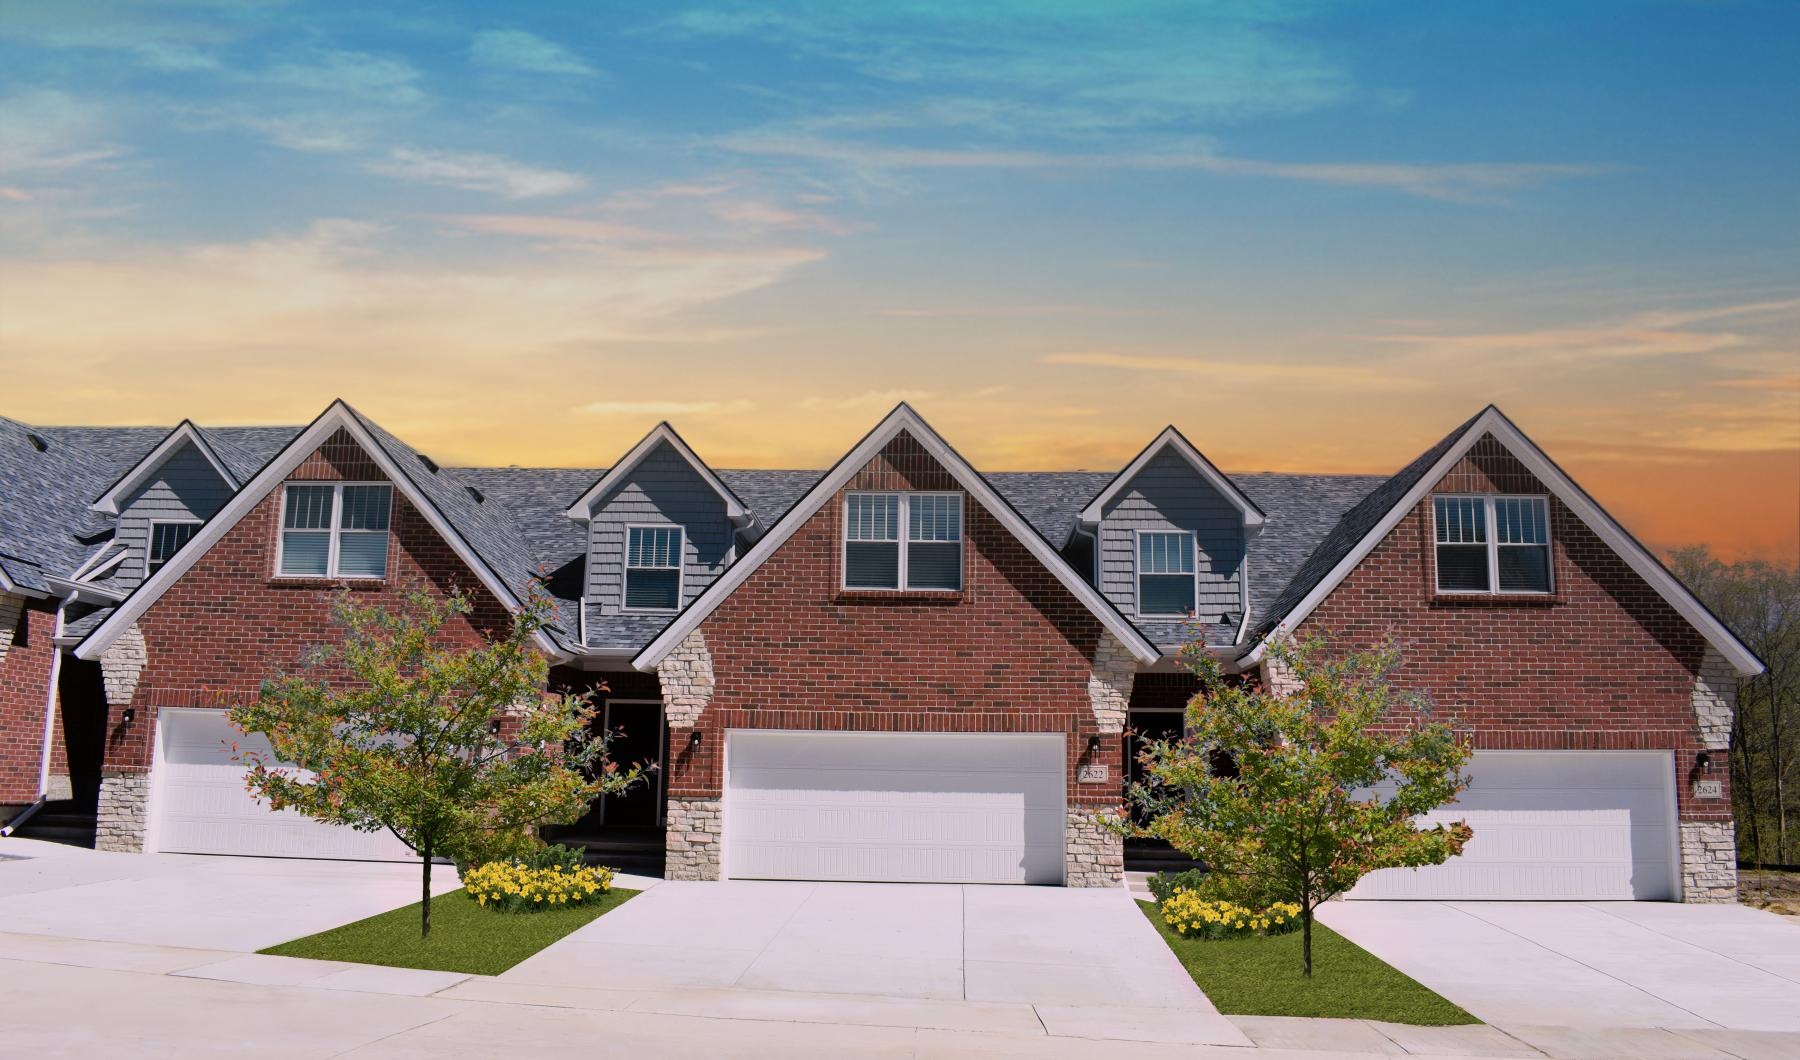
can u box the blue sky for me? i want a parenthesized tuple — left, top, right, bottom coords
(1, 1, 1795, 557)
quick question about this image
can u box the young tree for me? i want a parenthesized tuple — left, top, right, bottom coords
(1129, 637, 1474, 976)
(231, 582, 641, 937)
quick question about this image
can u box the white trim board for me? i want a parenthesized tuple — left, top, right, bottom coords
(90, 420, 240, 516)
(1241, 405, 1764, 677)
(74, 400, 563, 662)
(564, 422, 755, 534)
(633, 403, 1160, 670)
(1076, 425, 1265, 535)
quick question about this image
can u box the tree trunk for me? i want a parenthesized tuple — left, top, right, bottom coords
(421, 836, 433, 939)
(1302, 905, 1313, 978)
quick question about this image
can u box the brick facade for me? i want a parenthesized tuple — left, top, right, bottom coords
(0, 595, 56, 807)
(1293, 434, 1735, 897)
(94, 430, 511, 845)
(661, 432, 1126, 884)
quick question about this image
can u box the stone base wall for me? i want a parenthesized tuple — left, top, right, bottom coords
(1065, 810, 1124, 888)
(96, 773, 151, 852)
(666, 796, 722, 880)
(1680, 821, 1738, 903)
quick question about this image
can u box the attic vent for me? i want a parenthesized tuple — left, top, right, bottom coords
(417, 453, 440, 474)
(26, 432, 48, 452)
(465, 485, 485, 504)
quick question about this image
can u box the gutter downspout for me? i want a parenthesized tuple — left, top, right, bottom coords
(3, 593, 71, 837)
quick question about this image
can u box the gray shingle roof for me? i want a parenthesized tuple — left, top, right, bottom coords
(6, 406, 1452, 662)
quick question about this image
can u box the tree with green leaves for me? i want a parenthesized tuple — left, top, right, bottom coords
(232, 582, 641, 937)
(1127, 637, 1474, 976)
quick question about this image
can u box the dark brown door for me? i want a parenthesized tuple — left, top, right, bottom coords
(599, 701, 664, 828)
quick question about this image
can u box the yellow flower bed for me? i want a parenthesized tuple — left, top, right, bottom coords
(1159, 889, 1301, 940)
(464, 861, 615, 913)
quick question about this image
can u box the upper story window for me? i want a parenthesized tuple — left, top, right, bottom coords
(147, 521, 199, 575)
(1433, 494, 1551, 594)
(624, 526, 684, 611)
(844, 492, 963, 591)
(1137, 530, 1197, 617)
(279, 482, 392, 579)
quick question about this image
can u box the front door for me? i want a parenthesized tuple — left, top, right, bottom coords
(599, 700, 664, 828)
(1126, 709, 1185, 825)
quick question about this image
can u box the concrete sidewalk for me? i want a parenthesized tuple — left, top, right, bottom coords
(4, 929, 1798, 1057)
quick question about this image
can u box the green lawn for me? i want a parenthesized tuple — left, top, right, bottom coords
(262, 887, 638, 976)
(1137, 900, 1477, 1025)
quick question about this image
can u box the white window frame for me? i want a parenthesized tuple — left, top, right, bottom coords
(1134, 528, 1199, 618)
(273, 481, 393, 580)
(145, 519, 202, 576)
(841, 491, 964, 592)
(622, 524, 686, 614)
(1432, 494, 1554, 596)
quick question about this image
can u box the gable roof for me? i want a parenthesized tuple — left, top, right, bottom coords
(564, 422, 753, 532)
(72, 401, 567, 662)
(0, 417, 163, 595)
(1240, 405, 1766, 677)
(1075, 426, 1265, 537)
(632, 404, 1162, 670)
(89, 420, 241, 515)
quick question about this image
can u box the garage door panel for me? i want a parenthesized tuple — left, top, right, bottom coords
(1349, 752, 1675, 901)
(154, 710, 415, 862)
(726, 732, 1066, 885)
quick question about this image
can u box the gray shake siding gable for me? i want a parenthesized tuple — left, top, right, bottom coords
(585, 441, 734, 623)
(1097, 447, 1244, 624)
(114, 440, 234, 590)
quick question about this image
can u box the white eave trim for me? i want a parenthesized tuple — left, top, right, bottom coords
(74, 400, 565, 662)
(1077, 426, 1265, 533)
(563, 422, 751, 529)
(89, 420, 239, 516)
(632, 403, 1161, 671)
(1241, 406, 1766, 678)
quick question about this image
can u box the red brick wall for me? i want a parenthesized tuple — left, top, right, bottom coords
(102, 431, 513, 775)
(0, 598, 57, 804)
(670, 432, 1121, 808)
(1296, 434, 1725, 820)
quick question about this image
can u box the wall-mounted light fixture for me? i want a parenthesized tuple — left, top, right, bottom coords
(121, 706, 135, 727)
(1697, 751, 1712, 773)
(1086, 735, 1102, 756)
(689, 730, 703, 749)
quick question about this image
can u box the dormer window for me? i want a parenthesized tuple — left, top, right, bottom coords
(1433, 495, 1551, 594)
(147, 520, 200, 575)
(624, 526, 684, 611)
(844, 492, 962, 591)
(1137, 530, 1196, 617)
(278, 482, 392, 578)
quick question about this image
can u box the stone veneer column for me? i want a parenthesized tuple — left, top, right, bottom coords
(94, 623, 151, 852)
(0, 593, 21, 664)
(1086, 630, 1134, 734)
(96, 774, 151, 852)
(658, 630, 722, 880)
(1065, 811, 1125, 888)
(1681, 647, 1740, 902)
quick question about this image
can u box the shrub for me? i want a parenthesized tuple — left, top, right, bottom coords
(464, 860, 615, 913)
(1159, 888, 1301, 941)
(1146, 869, 1210, 903)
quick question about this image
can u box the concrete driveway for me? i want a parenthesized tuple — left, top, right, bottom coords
(1319, 899, 1800, 1032)
(0, 837, 460, 951)
(505, 880, 1213, 1010)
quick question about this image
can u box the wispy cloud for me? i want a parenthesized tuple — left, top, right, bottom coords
(367, 148, 587, 199)
(0, 90, 123, 174)
(578, 399, 750, 416)
(1365, 298, 1800, 359)
(799, 389, 934, 411)
(1042, 351, 1421, 389)
(262, 50, 426, 106)
(470, 29, 599, 77)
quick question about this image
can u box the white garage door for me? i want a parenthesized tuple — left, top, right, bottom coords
(1349, 751, 1677, 901)
(725, 731, 1066, 884)
(152, 709, 415, 861)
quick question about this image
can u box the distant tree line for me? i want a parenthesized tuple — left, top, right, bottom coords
(1672, 547, 1799, 867)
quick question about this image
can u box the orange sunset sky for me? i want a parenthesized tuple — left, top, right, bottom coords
(2, 4, 1796, 563)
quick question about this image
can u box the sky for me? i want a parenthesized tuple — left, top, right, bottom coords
(1, 1, 1795, 561)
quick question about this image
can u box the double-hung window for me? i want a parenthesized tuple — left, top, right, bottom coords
(1433, 495, 1551, 594)
(844, 492, 962, 591)
(624, 526, 684, 611)
(1137, 531, 1197, 617)
(146, 521, 200, 575)
(279, 483, 392, 578)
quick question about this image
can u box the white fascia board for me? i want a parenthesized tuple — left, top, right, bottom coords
(632, 404, 1161, 671)
(1241, 407, 1765, 678)
(75, 401, 564, 663)
(71, 544, 127, 582)
(1078, 426, 1266, 532)
(90, 420, 239, 516)
(563, 422, 748, 525)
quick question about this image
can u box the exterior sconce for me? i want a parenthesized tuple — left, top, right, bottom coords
(1086, 735, 1101, 756)
(689, 730, 703, 749)
(121, 707, 135, 727)
(1696, 751, 1712, 773)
